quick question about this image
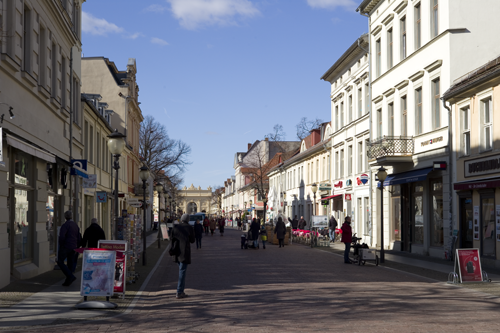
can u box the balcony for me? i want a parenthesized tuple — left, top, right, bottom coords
(367, 136, 414, 165)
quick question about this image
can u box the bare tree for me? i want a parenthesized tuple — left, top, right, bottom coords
(296, 117, 324, 141)
(265, 124, 286, 142)
(140, 115, 191, 180)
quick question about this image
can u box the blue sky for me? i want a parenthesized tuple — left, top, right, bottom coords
(81, 0, 367, 190)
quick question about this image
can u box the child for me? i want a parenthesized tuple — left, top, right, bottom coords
(259, 225, 267, 249)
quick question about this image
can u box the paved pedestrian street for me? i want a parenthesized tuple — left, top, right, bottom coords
(12, 229, 500, 333)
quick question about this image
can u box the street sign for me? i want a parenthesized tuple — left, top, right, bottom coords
(128, 198, 143, 208)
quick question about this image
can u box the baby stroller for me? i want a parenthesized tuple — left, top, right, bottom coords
(350, 233, 379, 266)
(242, 230, 259, 249)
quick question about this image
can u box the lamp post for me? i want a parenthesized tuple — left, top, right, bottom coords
(262, 196, 267, 223)
(139, 166, 149, 266)
(311, 183, 318, 248)
(107, 130, 126, 240)
(377, 166, 388, 263)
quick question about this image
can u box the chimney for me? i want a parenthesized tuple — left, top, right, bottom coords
(248, 143, 252, 150)
(265, 137, 269, 141)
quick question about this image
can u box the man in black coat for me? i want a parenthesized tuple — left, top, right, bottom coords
(173, 214, 195, 299)
(274, 217, 287, 248)
(58, 211, 81, 286)
(298, 216, 307, 230)
(329, 215, 338, 243)
(81, 218, 106, 248)
(288, 215, 299, 229)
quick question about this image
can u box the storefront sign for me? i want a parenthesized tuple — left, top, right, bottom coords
(334, 181, 343, 188)
(312, 215, 328, 227)
(345, 194, 352, 201)
(464, 154, 500, 177)
(319, 183, 331, 191)
(414, 128, 449, 154)
(96, 191, 107, 203)
(455, 249, 483, 283)
(473, 206, 480, 240)
(360, 174, 369, 185)
(80, 250, 116, 296)
(83, 174, 97, 188)
(128, 198, 143, 208)
(345, 179, 352, 186)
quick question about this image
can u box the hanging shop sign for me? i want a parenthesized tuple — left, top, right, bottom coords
(128, 198, 143, 208)
(96, 191, 107, 203)
(71, 159, 89, 178)
(345, 194, 352, 201)
(464, 154, 500, 178)
(345, 179, 352, 187)
(334, 181, 343, 188)
(319, 183, 331, 191)
(359, 174, 369, 185)
(455, 248, 483, 283)
(83, 174, 97, 188)
(80, 250, 116, 297)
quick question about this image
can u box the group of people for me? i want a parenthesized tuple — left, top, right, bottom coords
(57, 211, 106, 286)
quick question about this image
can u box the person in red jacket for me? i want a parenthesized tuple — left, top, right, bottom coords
(341, 216, 352, 264)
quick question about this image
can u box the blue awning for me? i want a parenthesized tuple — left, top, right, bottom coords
(382, 167, 434, 186)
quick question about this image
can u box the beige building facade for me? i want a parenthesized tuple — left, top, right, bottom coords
(178, 185, 213, 215)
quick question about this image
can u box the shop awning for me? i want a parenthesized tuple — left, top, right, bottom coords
(320, 194, 342, 200)
(6, 134, 56, 163)
(454, 177, 500, 190)
(383, 167, 434, 186)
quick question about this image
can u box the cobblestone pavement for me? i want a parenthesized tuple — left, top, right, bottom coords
(13, 229, 500, 332)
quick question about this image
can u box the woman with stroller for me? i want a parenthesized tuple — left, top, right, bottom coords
(274, 217, 287, 248)
(250, 218, 261, 249)
(194, 219, 203, 249)
(209, 218, 217, 236)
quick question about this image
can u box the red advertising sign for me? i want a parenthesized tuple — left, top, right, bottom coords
(456, 248, 483, 282)
(345, 194, 352, 201)
(98, 240, 128, 295)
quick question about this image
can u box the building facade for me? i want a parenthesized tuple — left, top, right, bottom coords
(178, 184, 213, 215)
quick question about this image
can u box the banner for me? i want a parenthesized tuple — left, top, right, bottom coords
(456, 248, 483, 283)
(312, 215, 328, 227)
(80, 250, 116, 296)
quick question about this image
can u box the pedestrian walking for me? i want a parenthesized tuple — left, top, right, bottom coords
(250, 218, 260, 248)
(203, 217, 210, 235)
(209, 218, 216, 236)
(81, 218, 106, 248)
(274, 216, 287, 248)
(259, 221, 267, 249)
(194, 219, 203, 249)
(237, 217, 242, 230)
(298, 216, 307, 230)
(329, 215, 338, 243)
(172, 214, 195, 299)
(341, 216, 353, 264)
(57, 211, 81, 286)
(219, 217, 225, 236)
(288, 215, 299, 229)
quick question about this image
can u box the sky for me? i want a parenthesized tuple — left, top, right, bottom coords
(81, 0, 367, 190)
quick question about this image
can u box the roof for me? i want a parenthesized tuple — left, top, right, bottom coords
(356, 0, 383, 15)
(442, 55, 500, 103)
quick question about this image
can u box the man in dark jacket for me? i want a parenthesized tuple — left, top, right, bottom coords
(341, 216, 353, 264)
(58, 211, 81, 286)
(298, 216, 307, 230)
(274, 217, 287, 248)
(218, 217, 225, 236)
(173, 214, 195, 299)
(329, 215, 338, 243)
(81, 218, 106, 248)
(288, 215, 299, 229)
(250, 218, 260, 248)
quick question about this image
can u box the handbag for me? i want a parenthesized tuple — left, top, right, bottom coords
(167, 237, 180, 257)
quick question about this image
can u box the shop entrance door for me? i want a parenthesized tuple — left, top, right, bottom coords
(459, 197, 473, 248)
(400, 184, 411, 252)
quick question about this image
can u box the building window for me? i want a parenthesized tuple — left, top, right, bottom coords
(23, 5, 32, 73)
(358, 142, 363, 173)
(430, 179, 443, 247)
(461, 106, 470, 156)
(481, 97, 493, 151)
(84, 120, 89, 160)
(348, 95, 353, 123)
(412, 182, 424, 245)
(401, 16, 407, 60)
(401, 95, 408, 136)
(387, 28, 393, 69)
(415, 3, 421, 49)
(365, 140, 369, 170)
(376, 38, 381, 78)
(335, 105, 339, 131)
(340, 102, 344, 128)
(358, 88, 363, 118)
(348, 145, 352, 175)
(340, 149, 344, 178)
(335, 152, 339, 179)
(415, 88, 423, 135)
(96, 132, 101, 168)
(89, 125, 94, 164)
(365, 83, 369, 114)
(388, 102, 394, 136)
(377, 108, 382, 139)
(432, 78, 440, 129)
(431, 0, 439, 38)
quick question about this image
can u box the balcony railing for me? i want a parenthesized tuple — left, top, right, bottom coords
(367, 136, 414, 159)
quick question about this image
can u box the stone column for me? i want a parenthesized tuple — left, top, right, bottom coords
(0, 139, 10, 288)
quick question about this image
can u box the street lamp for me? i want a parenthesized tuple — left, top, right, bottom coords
(139, 166, 149, 266)
(377, 166, 388, 263)
(311, 183, 318, 248)
(107, 129, 126, 240)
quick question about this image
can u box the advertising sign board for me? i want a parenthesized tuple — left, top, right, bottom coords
(160, 224, 169, 240)
(312, 215, 328, 227)
(80, 250, 116, 297)
(98, 240, 128, 294)
(456, 248, 483, 283)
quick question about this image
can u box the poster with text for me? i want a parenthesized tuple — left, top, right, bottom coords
(80, 250, 116, 296)
(473, 206, 480, 240)
(456, 248, 483, 283)
(98, 240, 127, 294)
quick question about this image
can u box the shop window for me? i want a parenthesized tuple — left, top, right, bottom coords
(391, 185, 401, 242)
(412, 182, 424, 245)
(481, 196, 495, 257)
(430, 179, 443, 247)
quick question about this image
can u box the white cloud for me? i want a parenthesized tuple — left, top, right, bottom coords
(82, 12, 124, 36)
(167, 0, 260, 30)
(306, 0, 357, 10)
(144, 4, 169, 12)
(128, 32, 143, 39)
(151, 37, 169, 46)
